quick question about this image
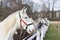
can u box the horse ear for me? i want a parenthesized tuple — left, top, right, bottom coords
(21, 7, 25, 11)
(24, 8, 27, 12)
(23, 7, 25, 10)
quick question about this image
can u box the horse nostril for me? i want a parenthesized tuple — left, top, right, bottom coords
(29, 29, 34, 34)
(29, 29, 31, 32)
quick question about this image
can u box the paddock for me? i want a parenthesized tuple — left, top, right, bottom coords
(44, 23, 60, 40)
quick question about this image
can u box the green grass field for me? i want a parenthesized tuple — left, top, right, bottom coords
(44, 24, 60, 40)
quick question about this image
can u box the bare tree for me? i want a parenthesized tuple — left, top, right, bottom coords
(52, 0, 57, 11)
(52, 0, 58, 18)
(40, 0, 50, 17)
(0, 1, 3, 16)
(42, 0, 50, 11)
(41, 0, 58, 19)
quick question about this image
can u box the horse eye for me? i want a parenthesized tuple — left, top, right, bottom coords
(25, 17, 27, 19)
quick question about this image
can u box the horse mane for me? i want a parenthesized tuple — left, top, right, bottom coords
(0, 11, 18, 36)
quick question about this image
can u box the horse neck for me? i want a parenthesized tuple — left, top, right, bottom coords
(0, 13, 18, 36)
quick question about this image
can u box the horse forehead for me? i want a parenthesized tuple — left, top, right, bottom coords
(21, 13, 27, 17)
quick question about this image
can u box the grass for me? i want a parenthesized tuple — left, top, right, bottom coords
(44, 24, 60, 40)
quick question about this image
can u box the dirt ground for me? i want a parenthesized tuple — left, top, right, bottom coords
(50, 21, 60, 24)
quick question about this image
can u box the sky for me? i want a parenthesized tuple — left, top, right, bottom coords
(53, 0, 60, 10)
(31, 0, 60, 11)
(31, 0, 43, 5)
(0, 0, 60, 12)
(22, 0, 60, 12)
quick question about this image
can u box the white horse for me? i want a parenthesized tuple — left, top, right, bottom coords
(38, 18, 49, 40)
(0, 7, 36, 40)
(23, 18, 49, 40)
(35, 18, 49, 40)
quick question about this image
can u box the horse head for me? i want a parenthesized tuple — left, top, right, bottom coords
(18, 7, 36, 34)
